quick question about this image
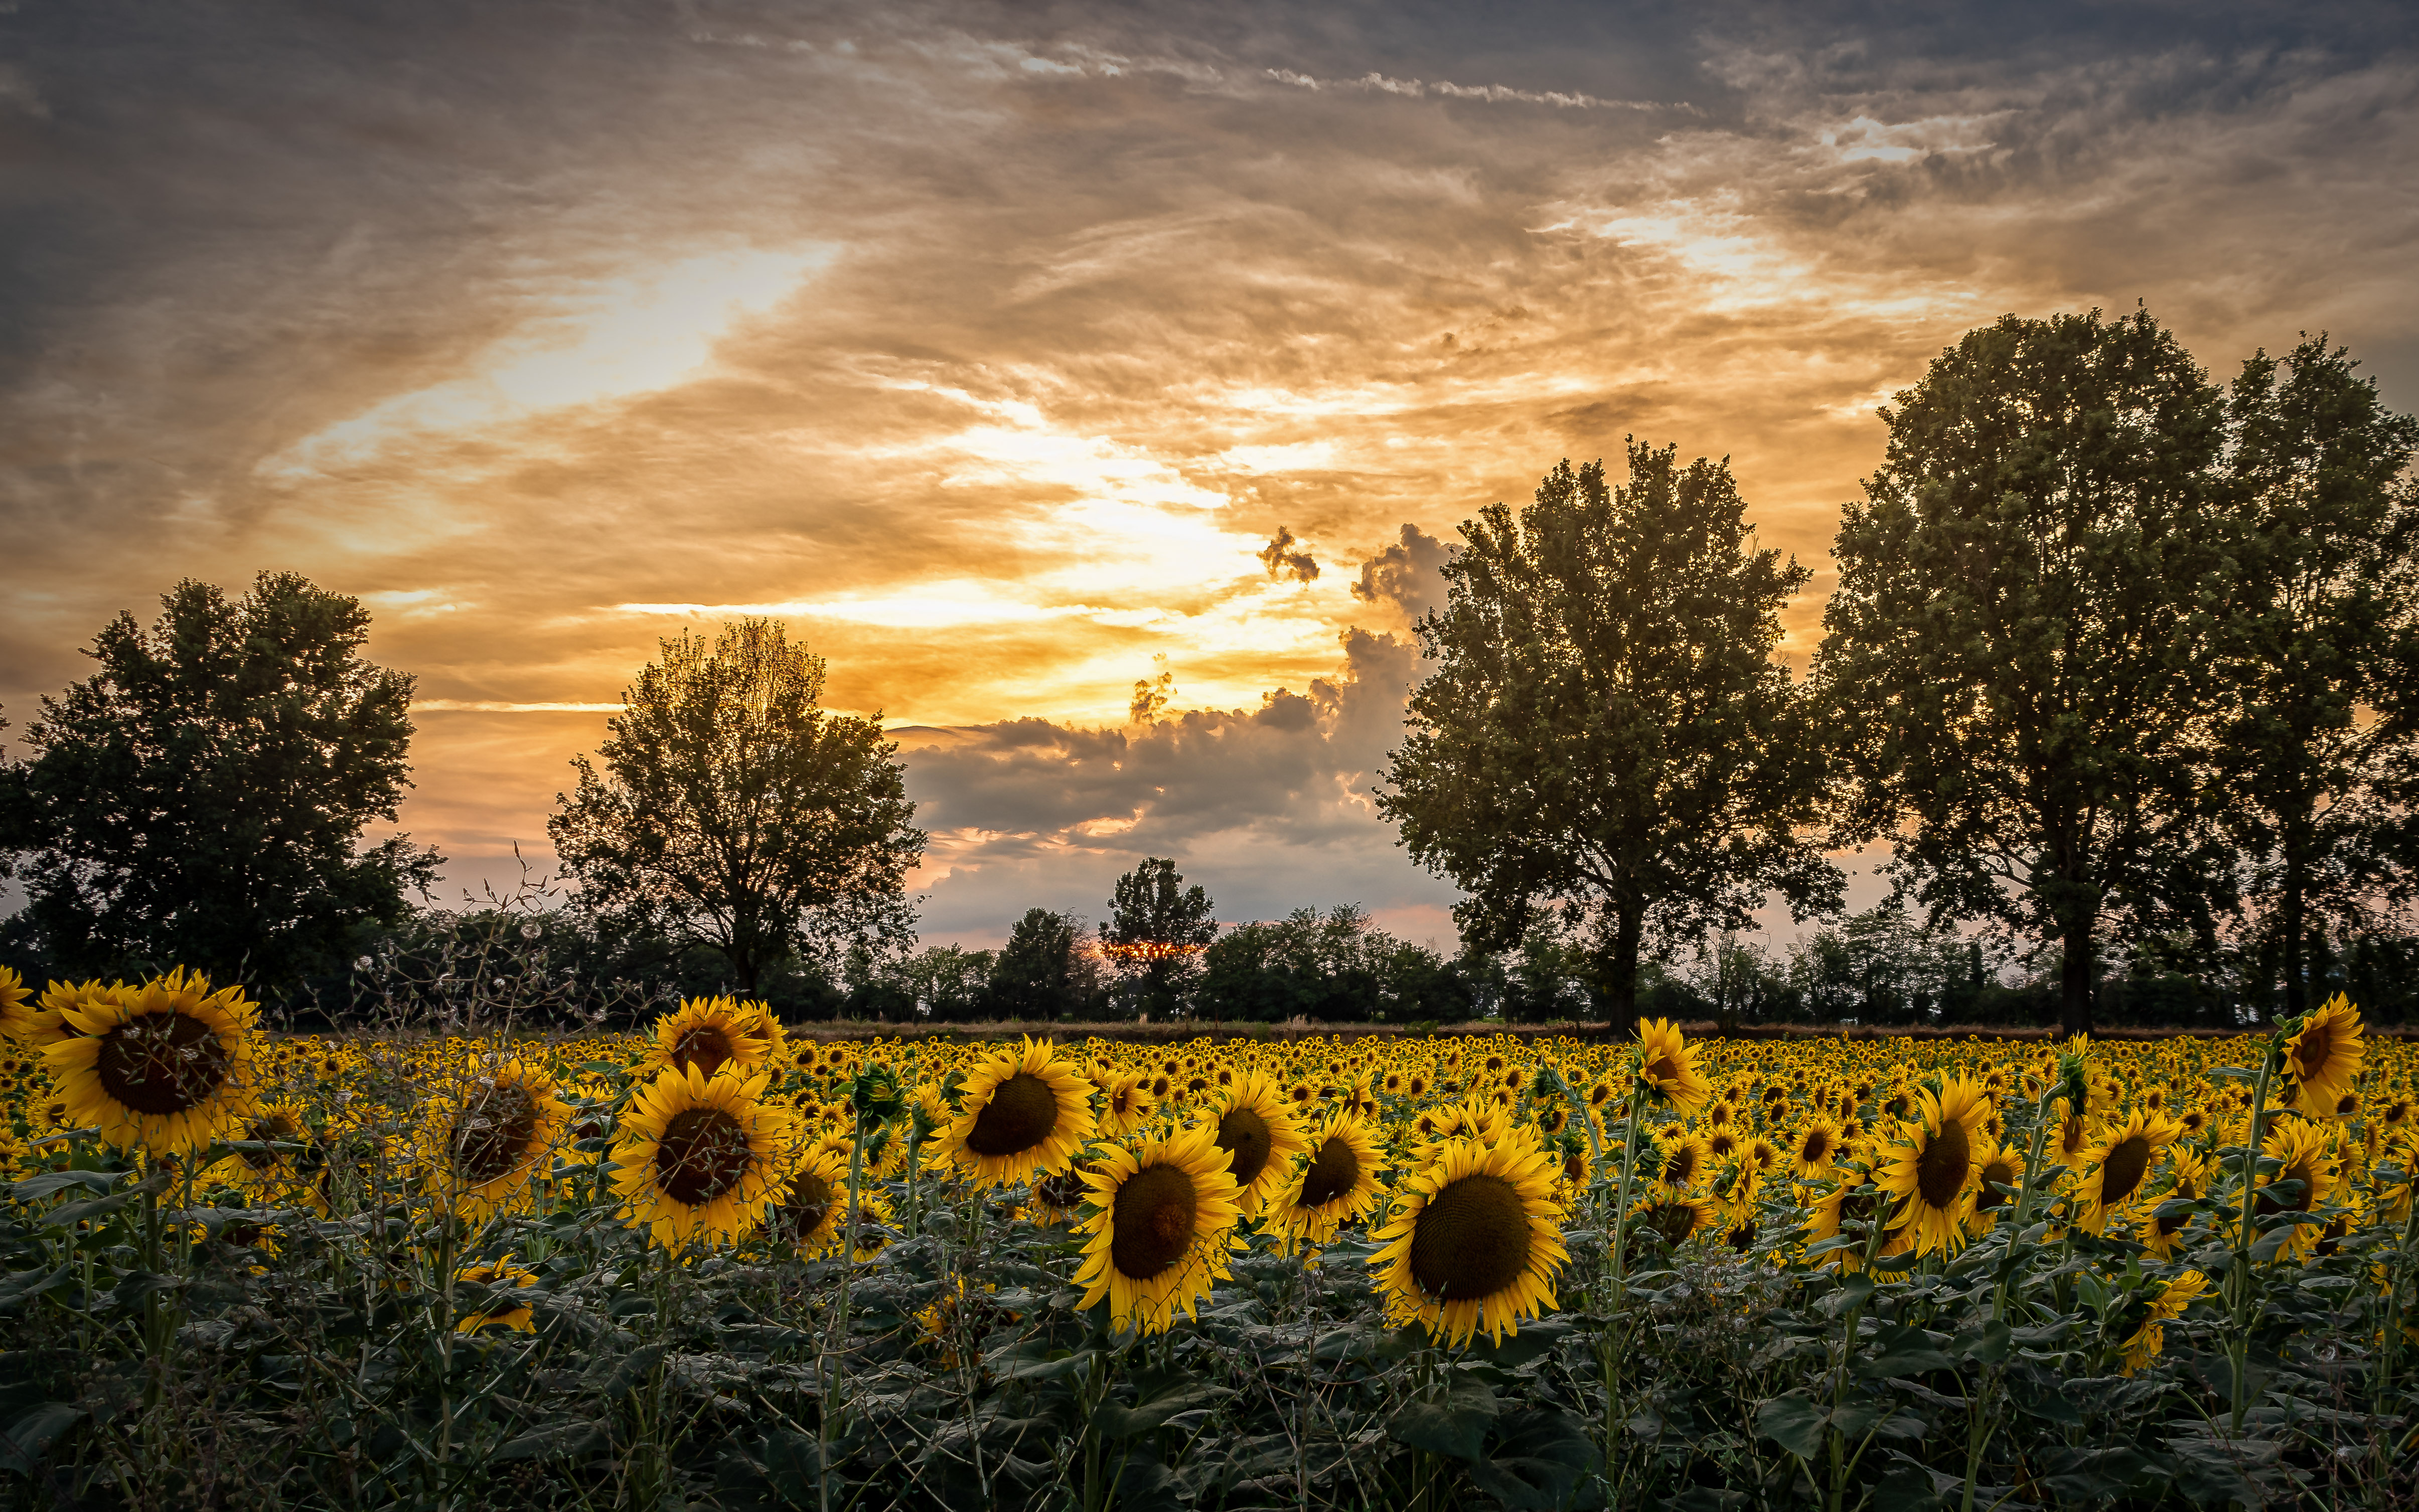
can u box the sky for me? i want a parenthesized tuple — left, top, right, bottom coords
(4, 1, 2416, 953)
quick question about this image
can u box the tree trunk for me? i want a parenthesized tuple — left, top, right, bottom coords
(2280, 811, 2308, 1024)
(1597, 904, 1643, 1039)
(2058, 912, 2095, 1038)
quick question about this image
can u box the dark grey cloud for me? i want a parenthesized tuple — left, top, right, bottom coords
(897, 620, 1458, 946)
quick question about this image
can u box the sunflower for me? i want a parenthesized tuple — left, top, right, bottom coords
(2136, 1149, 2208, 1260)
(934, 1038, 1096, 1189)
(645, 996, 784, 1080)
(2074, 1106, 2183, 1235)
(1872, 1075, 1990, 1257)
(1210, 1069, 1311, 1216)
(2253, 1117, 2340, 1262)
(1789, 1117, 1844, 1180)
(1100, 1072, 1157, 1138)
(206, 1100, 326, 1207)
(1804, 1181, 1908, 1271)
(1634, 1018, 1711, 1114)
(2119, 1270, 2210, 1377)
(2283, 995, 2365, 1115)
(1271, 1109, 1384, 1251)
(1652, 1130, 1711, 1193)
(765, 1143, 849, 1253)
(422, 1058, 573, 1222)
(610, 1064, 795, 1248)
(455, 1256, 541, 1333)
(1030, 1161, 1101, 1226)
(1073, 1122, 1245, 1334)
(1627, 1192, 1717, 1261)
(45, 967, 261, 1157)
(0, 966, 32, 1041)
(1969, 1140, 2026, 1234)
(1370, 1131, 1568, 1346)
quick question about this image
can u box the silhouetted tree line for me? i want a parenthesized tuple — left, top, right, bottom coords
(6, 312, 2416, 1032)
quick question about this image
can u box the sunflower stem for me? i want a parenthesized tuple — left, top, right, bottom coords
(2226, 1036, 2279, 1437)
(1962, 1083, 2060, 1512)
(821, 1111, 870, 1512)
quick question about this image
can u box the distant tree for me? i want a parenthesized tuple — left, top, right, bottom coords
(2211, 336, 2419, 1019)
(898, 944, 994, 1023)
(1381, 442, 1841, 1034)
(987, 908, 1108, 1020)
(549, 621, 924, 992)
(1818, 309, 2233, 1036)
(0, 572, 439, 989)
(1102, 858, 1215, 1017)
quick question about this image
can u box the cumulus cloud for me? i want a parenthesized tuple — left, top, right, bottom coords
(898, 617, 1456, 946)
(1258, 526, 1319, 584)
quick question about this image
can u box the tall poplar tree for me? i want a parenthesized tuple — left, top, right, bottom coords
(1380, 441, 1839, 1033)
(2214, 335, 2419, 1017)
(1818, 309, 2230, 1036)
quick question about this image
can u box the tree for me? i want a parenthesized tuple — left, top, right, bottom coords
(1102, 857, 1214, 1018)
(0, 571, 439, 989)
(1818, 308, 2232, 1036)
(986, 908, 1109, 1020)
(2213, 335, 2419, 1019)
(1379, 441, 1840, 1034)
(549, 620, 924, 992)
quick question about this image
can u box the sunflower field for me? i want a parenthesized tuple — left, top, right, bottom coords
(3, 964, 2417, 1510)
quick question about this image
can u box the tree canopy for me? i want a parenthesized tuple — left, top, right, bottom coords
(548, 620, 923, 991)
(1818, 308, 2233, 1035)
(2212, 335, 2419, 1017)
(1380, 440, 1839, 1032)
(0, 571, 438, 989)
(1102, 857, 1215, 1018)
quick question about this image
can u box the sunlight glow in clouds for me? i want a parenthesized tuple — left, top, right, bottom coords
(261, 244, 835, 476)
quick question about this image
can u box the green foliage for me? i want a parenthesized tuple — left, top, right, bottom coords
(2212, 335, 2419, 1018)
(1103, 858, 1215, 1017)
(1821, 308, 2237, 1036)
(548, 620, 925, 992)
(986, 908, 1112, 1021)
(0, 572, 438, 991)
(1381, 441, 1840, 1032)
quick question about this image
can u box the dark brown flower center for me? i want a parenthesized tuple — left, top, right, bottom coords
(450, 1084, 540, 1184)
(239, 1113, 301, 1171)
(1644, 1199, 1703, 1247)
(1914, 1116, 1972, 1209)
(2294, 1021, 2336, 1083)
(671, 1025, 733, 1077)
(1976, 1158, 2017, 1212)
(1408, 1173, 1532, 1301)
(653, 1106, 751, 1205)
(1217, 1105, 1274, 1190)
(1110, 1163, 1198, 1280)
(1298, 1136, 1360, 1208)
(95, 1010, 230, 1116)
(2097, 1134, 2152, 1208)
(1799, 1129, 1833, 1164)
(774, 1170, 835, 1241)
(964, 1072, 1060, 1157)
(1033, 1165, 1093, 1211)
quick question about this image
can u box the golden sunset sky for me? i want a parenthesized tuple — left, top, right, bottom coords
(4, 2, 2416, 947)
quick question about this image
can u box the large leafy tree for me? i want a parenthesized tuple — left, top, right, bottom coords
(549, 620, 923, 992)
(1102, 857, 1215, 1018)
(2213, 335, 2419, 1017)
(1818, 308, 2232, 1036)
(1380, 441, 1839, 1033)
(0, 571, 439, 988)
(986, 907, 1106, 1020)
